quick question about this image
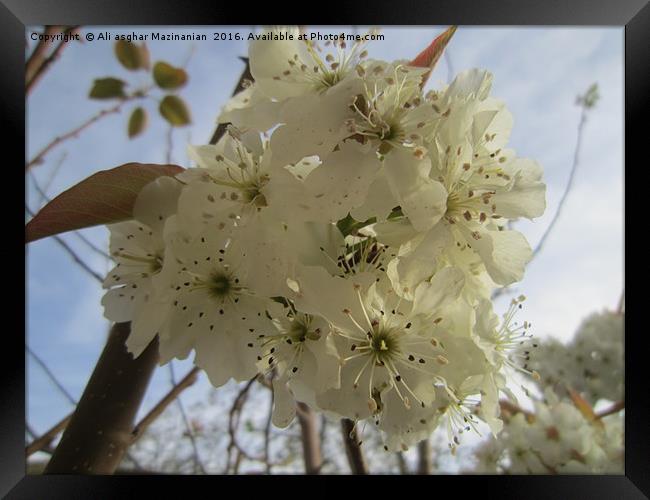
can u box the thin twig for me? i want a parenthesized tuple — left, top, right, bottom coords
(26, 414, 72, 457)
(532, 107, 588, 259)
(26, 26, 81, 95)
(596, 400, 624, 419)
(28, 171, 112, 260)
(26, 345, 76, 405)
(340, 419, 368, 474)
(168, 363, 206, 474)
(25, 205, 104, 282)
(130, 367, 200, 443)
(26, 100, 130, 171)
(209, 57, 252, 145)
(225, 377, 258, 473)
(25, 26, 63, 87)
(41, 152, 67, 199)
(264, 388, 274, 474)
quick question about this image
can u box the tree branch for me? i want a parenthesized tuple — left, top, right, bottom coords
(296, 402, 322, 474)
(168, 363, 206, 474)
(26, 26, 81, 95)
(209, 57, 252, 145)
(44, 324, 159, 474)
(596, 400, 624, 419)
(25, 26, 62, 88)
(416, 438, 431, 475)
(340, 418, 368, 474)
(532, 107, 588, 259)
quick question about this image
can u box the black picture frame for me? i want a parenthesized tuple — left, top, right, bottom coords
(10, 0, 645, 496)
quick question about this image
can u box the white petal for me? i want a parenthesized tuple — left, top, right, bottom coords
(492, 158, 547, 219)
(458, 224, 532, 286)
(411, 266, 465, 318)
(269, 77, 362, 166)
(271, 378, 297, 428)
(383, 148, 447, 232)
(350, 170, 398, 222)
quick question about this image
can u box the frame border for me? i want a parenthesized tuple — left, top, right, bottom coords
(12, 0, 645, 496)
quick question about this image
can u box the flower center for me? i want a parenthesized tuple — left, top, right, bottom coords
(207, 271, 241, 300)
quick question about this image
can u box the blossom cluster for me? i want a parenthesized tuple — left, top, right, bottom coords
(470, 309, 624, 474)
(472, 388, 624, 474)
(528, 310, 624, 404)
(101, 27, 546, 451)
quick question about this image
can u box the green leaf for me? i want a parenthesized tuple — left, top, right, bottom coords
(153, 61, 188, 89)
(25, 163, 184, 243)
(115, 40, 146, 70)
(409, 26, 457, 87)
(159, 95, 191, 126)
(336, 213, 376, 237)
(128, 107, 148, 138)
(89, 77, 126, 99)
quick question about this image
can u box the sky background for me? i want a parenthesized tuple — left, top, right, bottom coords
(25, 26, 624, 464)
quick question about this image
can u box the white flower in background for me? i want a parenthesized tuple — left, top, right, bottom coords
(529, 310, 624, 404)
(477, 388, 623, 474)
(101, 176, 182, 347)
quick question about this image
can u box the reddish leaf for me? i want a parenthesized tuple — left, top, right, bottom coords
(26, 163, 184, 243)
(409, 26, 457, 87)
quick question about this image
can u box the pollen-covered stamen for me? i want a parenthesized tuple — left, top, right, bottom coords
(271, 33, 372, 93)
(439, 390, 482, 452)
(202, 134, 270, 209)
(490, 295, 538, 376)
(347, 65, 429, 155)
(112, 249, 164, 275)
(440, 145, 513, 223)
(258, 313, 322, 379)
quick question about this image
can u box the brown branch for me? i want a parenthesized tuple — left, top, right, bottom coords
(44, 324, 159, 474)
(130, 367, 200, 443)
(395, 451, 409, 474)
(296, 402, 323, 474)
(596, 400, 624, 419)
(264, 388, 274, 474)
(26, 100, 128, 171)
(26, 26, 81, 95)
(25, 26, 62, 87)
(209, 57, 252, 145)
(416, 439, 431, 475)
(499, 400, 535, 422)
(26, 414, 72, 457)
(340, 419, 368, 474)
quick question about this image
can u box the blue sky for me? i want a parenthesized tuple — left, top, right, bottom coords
(26, 26, 623, 439)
